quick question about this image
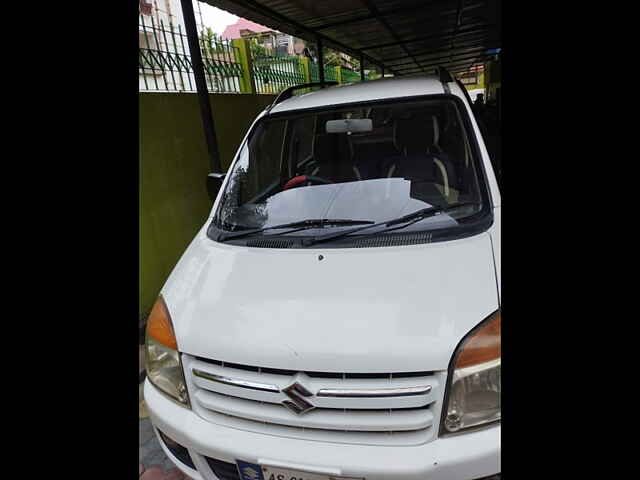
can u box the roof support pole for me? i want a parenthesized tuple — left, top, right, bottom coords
(317, 37, 325, 83)
(180, 0, 222, 172)
(360, 54, 365, 81)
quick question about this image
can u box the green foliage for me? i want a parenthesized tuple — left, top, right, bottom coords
(304, 43, 357, 69)
(249, 39, 269, 59)
(200, 27, 225, 56)
(323, 49, 342, 67)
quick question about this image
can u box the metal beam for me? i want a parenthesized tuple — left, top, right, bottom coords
(361, 0, 424, 72)
(362, 23, 492, 51)
(393, 50, 492, 71)
(372, 35, 494, 61)
(180, 0, 221, 172)
(312, 1, 485, 31)
(401, 54, 490, 75)
(401, 57, 483, 73)
(317, 37, 325, 83)
(384, 46, 491, 68)
(400, 57, 480, 74)
(379, 34, 498, 65)
(449, 0, 465, 61)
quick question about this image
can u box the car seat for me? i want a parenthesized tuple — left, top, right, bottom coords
(390, 115, 456, 201)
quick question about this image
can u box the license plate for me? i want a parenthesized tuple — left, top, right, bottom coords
(236, 460, 364, 480)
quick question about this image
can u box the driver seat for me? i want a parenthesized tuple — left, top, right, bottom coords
(308, 134, 334, 179)
(307, 134, 352, 182)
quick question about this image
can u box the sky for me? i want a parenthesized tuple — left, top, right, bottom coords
(196, 2, 239, 34)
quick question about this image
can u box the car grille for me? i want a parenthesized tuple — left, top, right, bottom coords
(182, 354, 445, 446)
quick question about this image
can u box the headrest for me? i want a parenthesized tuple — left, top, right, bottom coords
(393, 115, 440, 155)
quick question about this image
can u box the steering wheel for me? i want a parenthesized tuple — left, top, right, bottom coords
(283, 175, 333, 191)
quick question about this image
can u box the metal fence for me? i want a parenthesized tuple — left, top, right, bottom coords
(252, 56, 306, 94)
(341, 67, 362, 84)
(139, 14, 243, 93)
(139, 14, 375, 95)
(308, 61, 339, 83)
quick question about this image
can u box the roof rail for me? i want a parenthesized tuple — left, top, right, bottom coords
(434, 67, 454, 94)
(435, 66, 454, 84)
(266, 81, 339, 113)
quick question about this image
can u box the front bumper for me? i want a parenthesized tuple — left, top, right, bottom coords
(145, 379, 500, 480)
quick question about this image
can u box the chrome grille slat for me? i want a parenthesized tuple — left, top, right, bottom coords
(317, 385, 432, 398)
(193, 356, 433, 378)
(194, 390, 433, 432)
(192, 369, 279, 393)
(183, 355, 444, 446)
(199, 408, 433, 446)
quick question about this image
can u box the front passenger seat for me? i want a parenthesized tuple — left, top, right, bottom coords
(391, 116, 454, 201)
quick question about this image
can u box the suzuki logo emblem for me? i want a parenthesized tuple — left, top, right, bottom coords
(241, 466, 260, 480)
(281, 381, 315, 415)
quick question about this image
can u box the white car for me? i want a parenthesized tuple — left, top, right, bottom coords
(144, 71, 501, 480)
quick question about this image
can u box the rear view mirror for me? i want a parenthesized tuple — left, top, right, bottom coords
(206, 172, 226, 203)
(325, 118, 372, 134)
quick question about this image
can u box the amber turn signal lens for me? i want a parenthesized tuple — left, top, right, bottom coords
(146, 296, 178, 350)
(455, 311, 501, 369)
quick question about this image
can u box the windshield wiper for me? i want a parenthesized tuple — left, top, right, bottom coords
(217, 218, 375, 242)
(303, 202, 479, 246)
(384, 202, 478, 227)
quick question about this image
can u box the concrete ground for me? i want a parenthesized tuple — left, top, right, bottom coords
(140, 345, 190, 479)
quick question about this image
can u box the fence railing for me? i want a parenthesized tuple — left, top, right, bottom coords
(252, 56, 306, 94)
(309, 61, 340, 83)
(341, 66, 362, 84)
(139, 20, 371, 95)
(139, 14, 243, 93)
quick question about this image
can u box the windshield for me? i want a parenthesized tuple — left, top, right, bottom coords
(213, 96, 488, 238)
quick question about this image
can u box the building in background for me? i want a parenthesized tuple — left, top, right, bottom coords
(457, 65, 485, 102)
(221, 17, 305, 57)
(219, 16, 362, 80)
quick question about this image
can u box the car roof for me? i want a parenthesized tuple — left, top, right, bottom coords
(269, 75, 449, 114)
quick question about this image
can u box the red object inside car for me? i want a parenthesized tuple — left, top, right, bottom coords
(283, 175, 308, 190)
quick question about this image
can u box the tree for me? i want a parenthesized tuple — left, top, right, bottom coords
(198, 27, 223, 91)
(249, 38, 269, 59)
(323, 49, 342, 67)
(199, 27, 224, 57)
(304, 44, 353, 68)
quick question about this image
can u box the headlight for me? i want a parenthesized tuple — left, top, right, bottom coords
(145, 296, 190, 407)
(442, 310, 500, 434)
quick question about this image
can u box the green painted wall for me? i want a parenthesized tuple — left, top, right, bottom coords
(139, 92, 275, 316)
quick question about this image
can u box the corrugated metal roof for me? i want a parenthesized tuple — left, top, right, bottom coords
(204, 0, 501, 75)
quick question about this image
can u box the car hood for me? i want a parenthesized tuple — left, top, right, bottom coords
(162, 225, 499, 372)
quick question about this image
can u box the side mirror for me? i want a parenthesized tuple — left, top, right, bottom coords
(206, 172, 226, 203)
